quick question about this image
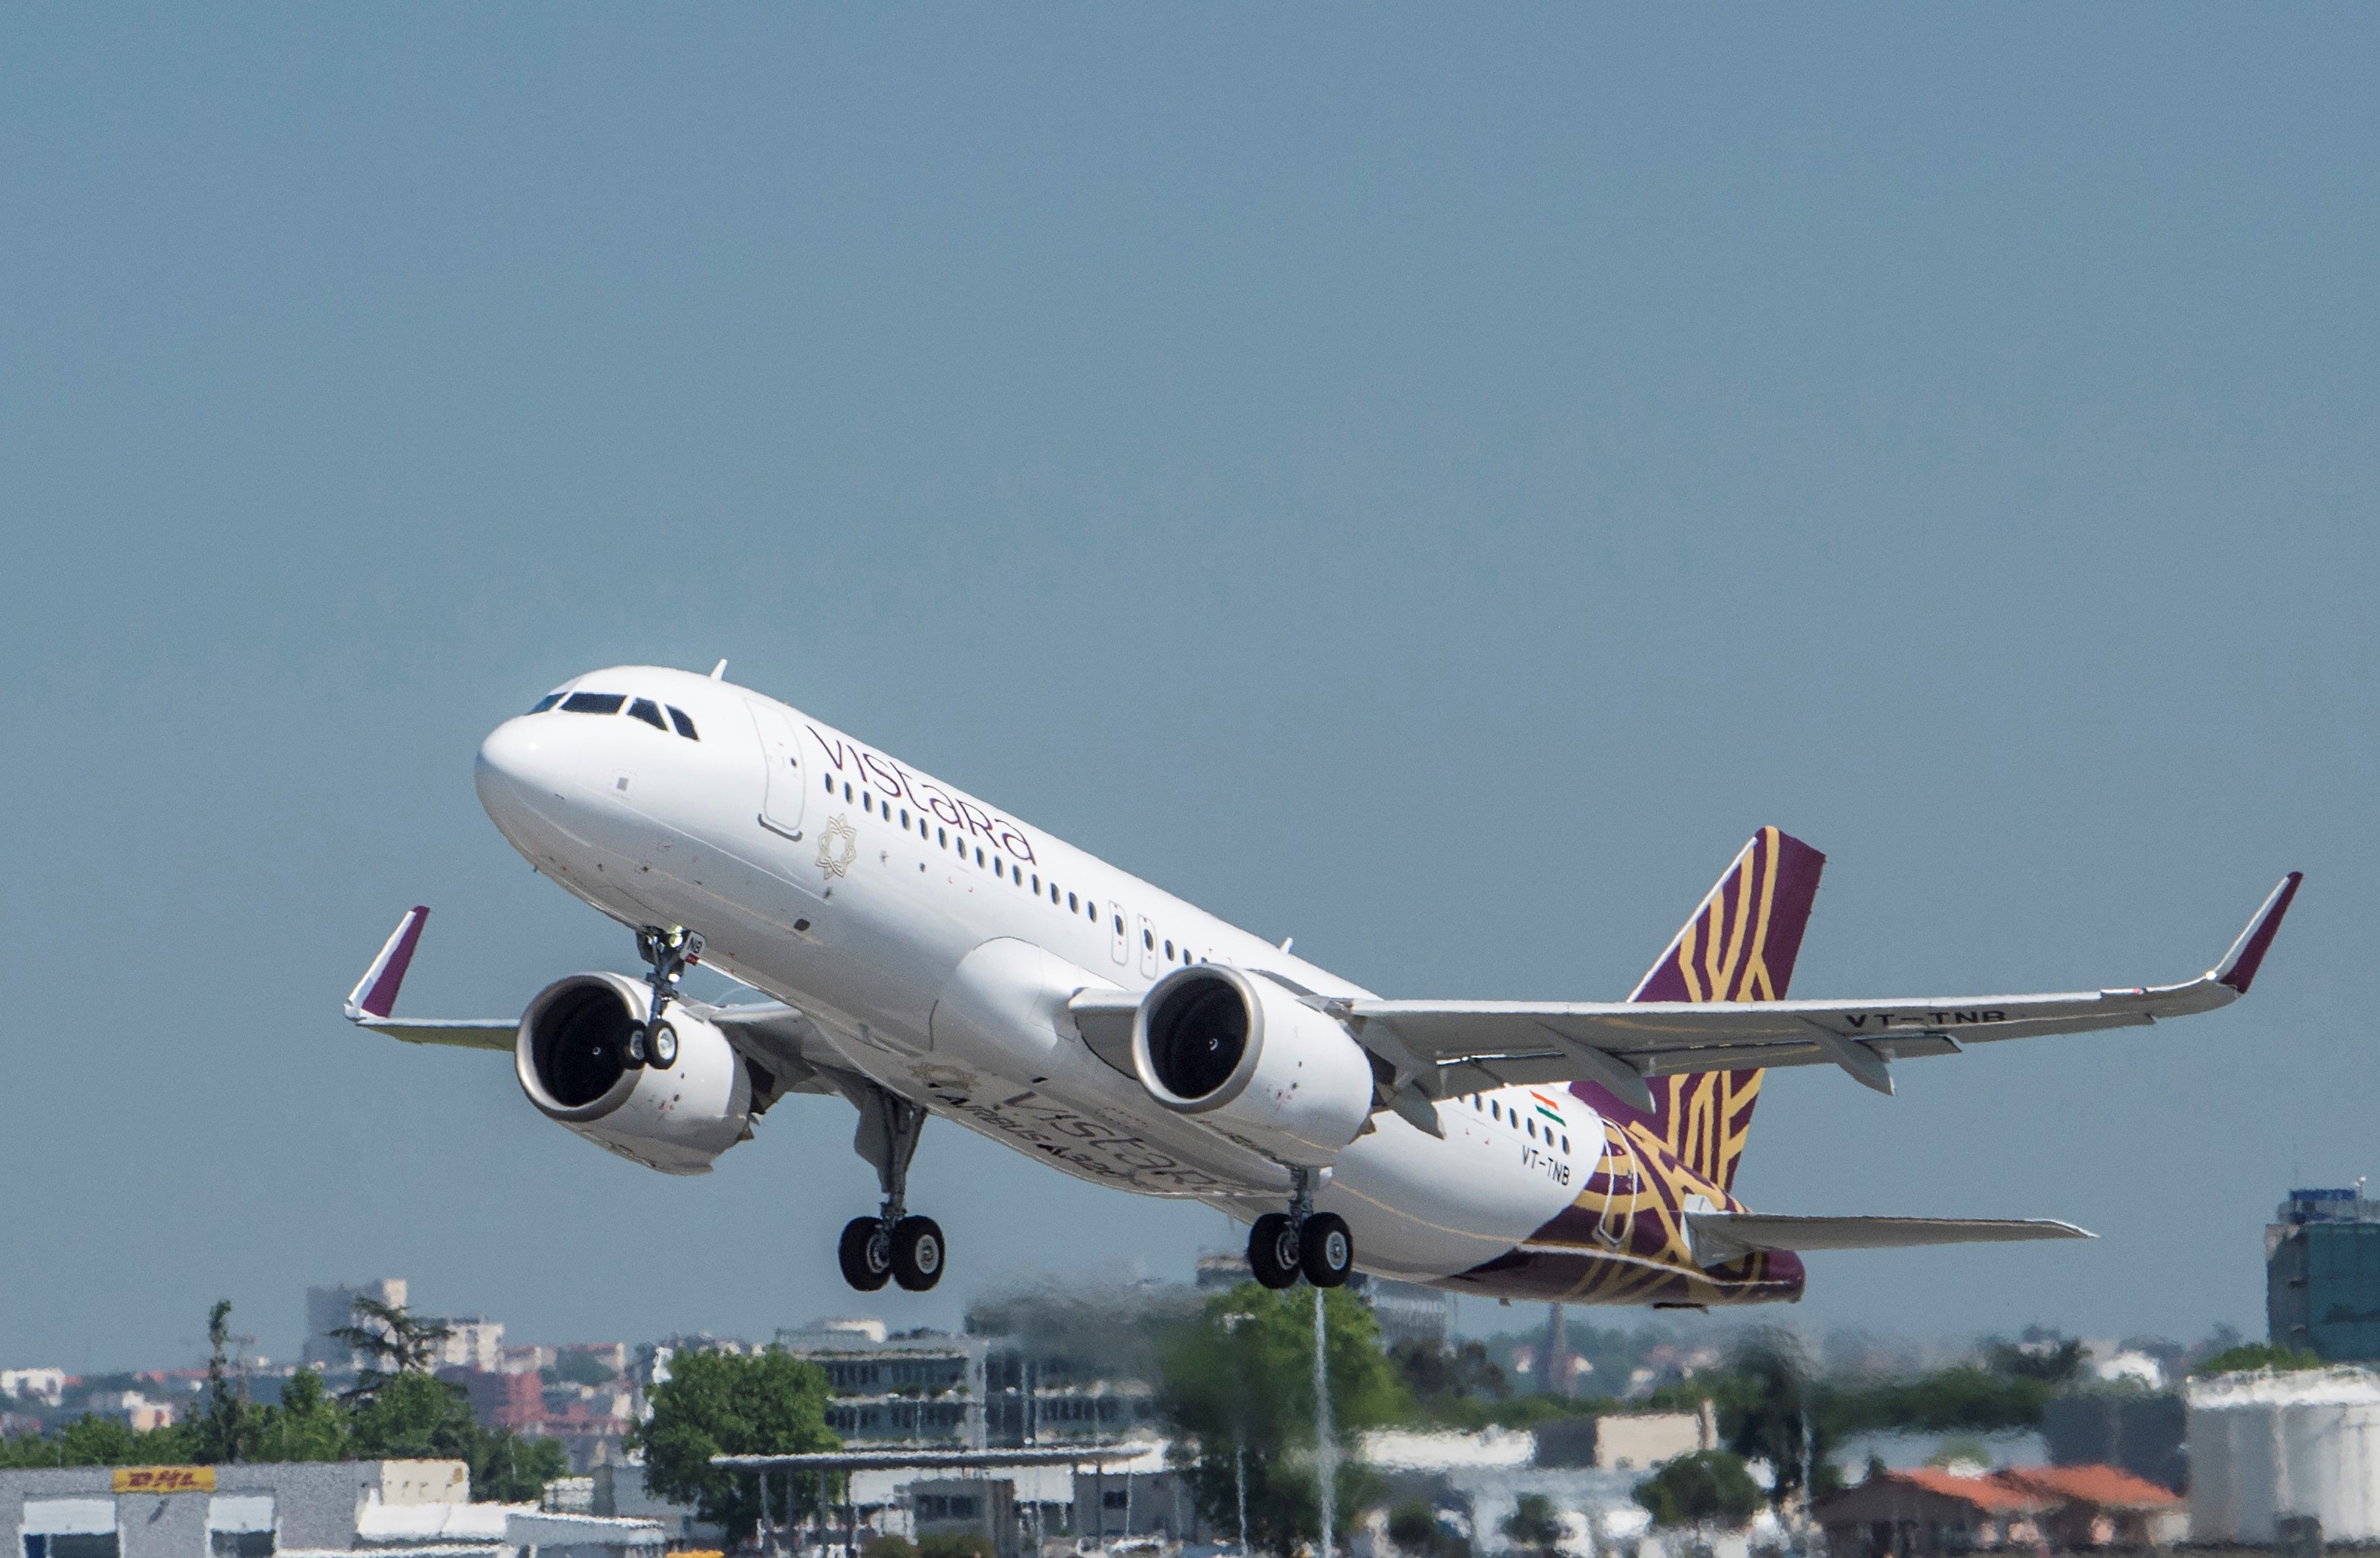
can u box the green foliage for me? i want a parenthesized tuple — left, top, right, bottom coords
(1155, 1283, 1409, 1557)
(918, 1534, 996, 1558)
(255, 1370, 350, 1463)
(0, 1417, 193, 1468)
(1634, 1450, 1762, 1530)
(1983, 1333, 2085, 1384)
(861, 1538, 920, 1558)
(1393, 1341, 1508, 1408)
(1500, 1492, 1564, 1557)
(1828, 1366, 2050, 1436)
(553, 1352, 621, 1387)
(2197, 1341, 2323, 1377)
(629, 1347, 839, 1544)
(1388, 1498, 1468, 1558)
(347, 1370, 566, 1502)
(331, 1297, 453, 1391)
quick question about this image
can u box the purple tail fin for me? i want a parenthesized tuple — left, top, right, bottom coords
(1611, 827, 1825, 1192)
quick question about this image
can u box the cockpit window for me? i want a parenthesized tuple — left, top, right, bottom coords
(627, 698, 668, 730)
(667, 706, 699, 740)
(529, 692, 564, 713)
(560, 692, 626, 715)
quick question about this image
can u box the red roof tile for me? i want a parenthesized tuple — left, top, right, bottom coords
(1995, 1465, 2181, 1511)
(1888, 1469, 2049, 1514)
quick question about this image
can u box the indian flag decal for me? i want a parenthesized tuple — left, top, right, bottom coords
(1529, 1091, 1565, 1124)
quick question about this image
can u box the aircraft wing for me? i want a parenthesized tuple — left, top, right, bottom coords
(1682, 1211, 2092, 1267)
(1349, 872, 2301, 1110)
(339, 906, 834, 1093)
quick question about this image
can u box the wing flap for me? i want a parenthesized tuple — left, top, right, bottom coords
(1684, 1211, 2093, 1267)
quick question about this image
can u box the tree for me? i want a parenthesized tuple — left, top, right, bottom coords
(1634, 1450, 1762, 1530)
(1718, 1330, 1823, 1509)
(255, 1369, 349, 1463)
(630, 1347, 839, 1544)
(1155, 1283, 1410, 1557)
(331, 1297, 453, 1393)
(347, 1371, 566, 1504)
(190, 1300, 262, 1465)
(2196, 1341, 2322, 1376)
(1500, 1493, 1563, 1558)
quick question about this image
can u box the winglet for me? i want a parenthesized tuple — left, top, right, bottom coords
(2212, 872, 2303, 994)
(345, 907, 431, 1020)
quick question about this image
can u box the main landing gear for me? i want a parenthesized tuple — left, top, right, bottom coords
(837, 1084, 945, 1294)
(1247, 1168, 1354, 1290)
(627, 925, 703, 1071)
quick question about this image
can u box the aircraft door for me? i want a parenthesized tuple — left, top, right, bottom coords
(748, 702, 807, 839)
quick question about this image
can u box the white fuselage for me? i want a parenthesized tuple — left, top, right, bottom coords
(475, 665, 1590, 1284)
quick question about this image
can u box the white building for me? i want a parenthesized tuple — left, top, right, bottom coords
(2188, 1366, 2380, 1542)
(0, 1371, 66, 1407)
(302, 1280, 407, 1370)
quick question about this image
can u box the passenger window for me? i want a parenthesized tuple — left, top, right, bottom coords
(1013, 864, 1023, 885)
(902, 809, 910, 828)
(1164, 940, 1174, 958)
(1031, 874, 1040, 893)
(1491, 1102, 1500, 1121)
(825, 774, 834, 795)
(561, 692, 625, 715)
(529, 692, 563, 713)
(938, 828, 947, 847)
(668, 706, 700, 740)
(1528, 1120, 1537, 1139)
(1143, 929, 1153, 950)
(844, 782, 854, 801)
(975, 847, 985, 866)
(627, 698, 667, 730)
(1068, 893, 1078, 912)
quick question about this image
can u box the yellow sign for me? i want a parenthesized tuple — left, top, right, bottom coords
(114, 1466, 215, 1494)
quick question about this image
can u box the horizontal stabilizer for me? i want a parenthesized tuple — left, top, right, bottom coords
(1684, 1210, 2092, 1268)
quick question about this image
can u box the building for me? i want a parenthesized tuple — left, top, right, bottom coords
(1816, 1468, 2048, 1557)
(1361, 1429, 1647, 1555)
(2041, 1389, 2187, 1492)
(2268, 1187, 2380, 1362)
(443, 1369, 544, 1433)
(1, 1459, 660, 1558)
(434, 1320, 507, 1375)
(1531, 1406, 1714, 1472)
(775, 1324, 986, 1447)
(1993, 1466, 2186, 1548)
(1, 1371, 66, 1408)
(2188, 1365, 2380, 1543)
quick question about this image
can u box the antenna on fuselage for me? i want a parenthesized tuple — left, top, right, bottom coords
(710, 660, 728, 680)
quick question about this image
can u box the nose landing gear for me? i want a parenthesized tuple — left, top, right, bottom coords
(628, 925, 703, 1070)
(1246, 1169, 1355, 1289)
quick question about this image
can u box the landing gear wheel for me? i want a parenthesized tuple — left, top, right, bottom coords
(891, 1216, 945, 1292)
(1301, 1211, 1354, 1288)
(1248, 1213, 1301, 1289)
(838, 1217, 893, 1292)
(645, 1021, 678, 1070)
(623, 1026, 648, 1068)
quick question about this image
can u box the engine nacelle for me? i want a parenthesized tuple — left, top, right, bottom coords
(515, 973, 752, 1176)
(1132, 965, 1376, 1166)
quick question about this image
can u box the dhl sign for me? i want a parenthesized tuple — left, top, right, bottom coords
(113, 1467, 215, 1493)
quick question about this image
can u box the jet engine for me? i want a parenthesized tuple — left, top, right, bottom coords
(515, 973, 752, 1175)
(1132, 965, 1376, 1166)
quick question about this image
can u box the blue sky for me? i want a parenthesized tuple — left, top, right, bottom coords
(2, 7, 2373, 1371)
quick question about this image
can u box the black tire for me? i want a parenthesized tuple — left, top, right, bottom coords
(891, 1215, 945, 1292)
(1248, 1212, 1301, 1289)
(838, 1217, 893, 1292)
(623, 1026, 648, 1068)
(1301, 1211, 1354, 1288)
(647, 1021, 678, 1070)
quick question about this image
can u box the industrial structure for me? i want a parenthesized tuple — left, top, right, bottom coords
(2268, 1187, 2380, 1362)
(2188, 1366, 2380, 1544)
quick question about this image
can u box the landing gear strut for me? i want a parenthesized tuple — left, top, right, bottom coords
(836, 1084, 945, 1293)
(1247, 1168, 1355, 1289)
(629, 925, 703, 1070)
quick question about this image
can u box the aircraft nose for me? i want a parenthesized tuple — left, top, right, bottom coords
(475, 715, 566, 833)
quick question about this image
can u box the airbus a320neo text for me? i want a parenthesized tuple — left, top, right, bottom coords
(344, 663, 2301, 1302)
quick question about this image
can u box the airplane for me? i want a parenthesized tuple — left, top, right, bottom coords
(343, 662, 2302, 1306)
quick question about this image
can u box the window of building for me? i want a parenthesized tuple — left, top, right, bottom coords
(560, 692, 625, 715)
(627, 698, 667, 730)
(667, 706, 699, 740)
